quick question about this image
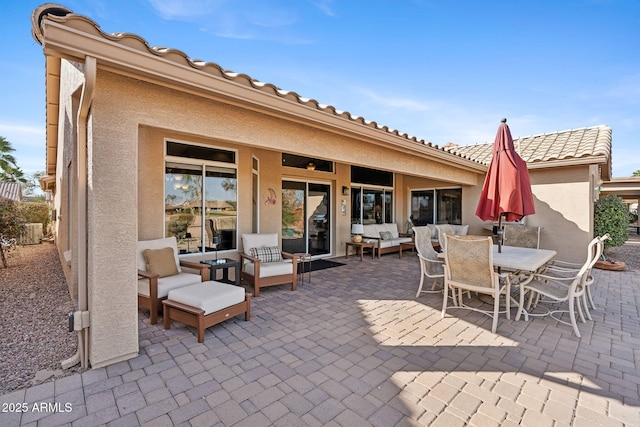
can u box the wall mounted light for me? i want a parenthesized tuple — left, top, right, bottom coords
(342, 186, 349, 195)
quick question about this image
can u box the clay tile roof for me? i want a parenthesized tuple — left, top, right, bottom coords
(31, 5, 485, 168)
(445, 125, 612, 167)
(0, 182, 23, 202)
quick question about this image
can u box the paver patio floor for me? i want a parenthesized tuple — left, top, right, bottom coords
(1, 250, 639, 426)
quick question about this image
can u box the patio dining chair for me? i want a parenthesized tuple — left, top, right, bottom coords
(412, 226, 444, 296)
(517, 236, 605, 337)
(503, 224, 541, 249)
(541, 234, 609, 321)
(441, 234, 511, 334)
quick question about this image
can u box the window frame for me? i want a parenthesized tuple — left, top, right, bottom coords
(164, 139, 239, 256)
(409, 187, 463, 226)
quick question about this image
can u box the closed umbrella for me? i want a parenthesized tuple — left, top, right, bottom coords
(476, 119, 535, 252)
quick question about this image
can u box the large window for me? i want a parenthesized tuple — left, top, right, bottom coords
(350, 166, 394, 225)
(351, 187, 393, 225)
(410, 188, 462, 226)
(165, 141, 237, 255)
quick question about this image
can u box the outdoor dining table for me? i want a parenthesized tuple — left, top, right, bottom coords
(439, 244, 557, 321)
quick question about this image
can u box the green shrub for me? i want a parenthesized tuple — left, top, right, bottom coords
(0, 199, 26, 268)
(594, 195, 629, 249)
(0, 199, 26, 239)
(18, 202, 50, 230)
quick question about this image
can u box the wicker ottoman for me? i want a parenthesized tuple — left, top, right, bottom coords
(163, 281, 251, 343)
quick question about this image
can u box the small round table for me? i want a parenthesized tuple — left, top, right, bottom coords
(295, 253, 311, 284)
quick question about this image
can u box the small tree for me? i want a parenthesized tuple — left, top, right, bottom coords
(0, 199, 26, 267)
(594, 195, 629, 250)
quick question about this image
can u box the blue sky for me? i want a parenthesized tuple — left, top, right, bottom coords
(2, 0, 639, 177)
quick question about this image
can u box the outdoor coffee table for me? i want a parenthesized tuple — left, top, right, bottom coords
(345, 241, 375, 261)
(200, 258, 240, 286)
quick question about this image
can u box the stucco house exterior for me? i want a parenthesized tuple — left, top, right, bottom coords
(32, 5, 611, 368)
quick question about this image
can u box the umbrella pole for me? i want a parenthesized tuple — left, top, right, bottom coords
(498, 214, 503, 253)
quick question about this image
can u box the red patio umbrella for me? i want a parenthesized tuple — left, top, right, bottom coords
(476, 119, 535, 252)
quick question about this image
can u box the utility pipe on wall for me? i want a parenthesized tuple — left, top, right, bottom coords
(64, 56, 96, 370)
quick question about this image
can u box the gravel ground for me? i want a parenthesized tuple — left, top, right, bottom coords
(0, 235, 637, 395)
(0, 243, 78, 395)
(604, 233, 640, 270)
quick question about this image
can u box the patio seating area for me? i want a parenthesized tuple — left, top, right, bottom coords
(2, 250, 639, 426)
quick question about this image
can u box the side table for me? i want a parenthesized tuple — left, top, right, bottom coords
(399, 242, 416, 258)
(294, 253, 311, 284)
(345, 241, 375, 261)
(200, 258, 240, 286)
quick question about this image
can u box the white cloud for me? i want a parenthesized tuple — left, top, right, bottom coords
(310, 0, 335, 17)
(146, 0, 224, 20)
(0, 123, 44, 139)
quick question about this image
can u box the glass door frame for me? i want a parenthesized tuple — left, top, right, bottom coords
(281, 179, 333, 259)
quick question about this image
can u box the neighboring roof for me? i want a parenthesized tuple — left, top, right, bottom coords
(0, 182, 23, 202)
(601, 176, 640, 202)
(31, 4, 486, 178)
(446, 125, 612, 179)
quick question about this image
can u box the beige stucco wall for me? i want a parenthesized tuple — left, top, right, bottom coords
(529, 165, 594, 263)
(464, 165, 594, 263)
(85, 73, 140, 368)
(128, 71, 476, 258)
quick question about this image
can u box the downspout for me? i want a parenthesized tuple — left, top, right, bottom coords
(61, 56, 96, 370)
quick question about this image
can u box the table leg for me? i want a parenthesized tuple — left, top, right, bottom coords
(234, 264, 240, 286)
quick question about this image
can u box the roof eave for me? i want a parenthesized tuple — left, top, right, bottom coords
(37, 15, 485, 176)
(528, 156, 611, 180)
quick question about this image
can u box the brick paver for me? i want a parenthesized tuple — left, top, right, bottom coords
(1, 251, 639, 426)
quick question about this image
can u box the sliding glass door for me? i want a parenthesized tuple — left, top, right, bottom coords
(282, 181, 331, 257)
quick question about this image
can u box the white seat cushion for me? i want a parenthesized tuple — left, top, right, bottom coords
(244, 259, 293, 277)
(138, 272, 203, 298)
(167, 281, 245, 315)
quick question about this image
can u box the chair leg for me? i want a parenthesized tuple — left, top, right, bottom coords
(150, 299, 158, 325)
(491, 292, 500, 333)
(569, 297, 581, 337)
(569, 298, 580, 338)
(586, 285, 596, 310)
(441, 284, 449, 318)
(576, 295, 586, 324)
(582, 293, 592, 321)
(416, 272, 425, 298)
